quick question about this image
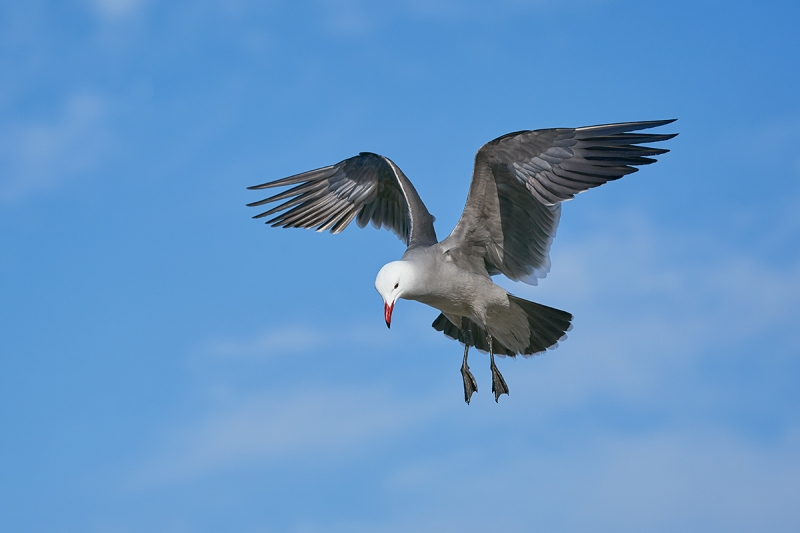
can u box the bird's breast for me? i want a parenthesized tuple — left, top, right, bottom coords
(407, 262, 498, 318)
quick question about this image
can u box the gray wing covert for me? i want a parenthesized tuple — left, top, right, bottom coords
(247, 152, 437, 248)
(443, 120, 677, 283)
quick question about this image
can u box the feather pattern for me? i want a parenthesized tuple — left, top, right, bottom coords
(442, 120, 677, 284)
(247, 152, 437, 248)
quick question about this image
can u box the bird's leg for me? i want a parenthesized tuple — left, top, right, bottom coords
(460, 344, 478, 404)
(488, 334, 509, 402)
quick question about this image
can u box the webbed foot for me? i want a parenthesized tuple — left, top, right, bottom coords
(461, 346, 478, 404)
(490, 352, 509, 402)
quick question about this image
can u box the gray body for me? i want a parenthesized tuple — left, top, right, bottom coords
(400, 244, 527, 354)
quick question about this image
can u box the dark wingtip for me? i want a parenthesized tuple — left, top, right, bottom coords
(626, 119, 678, 132)
(641, 118, 677, 128)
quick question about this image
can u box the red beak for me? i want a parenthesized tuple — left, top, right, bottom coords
(384, 301, 394, 328)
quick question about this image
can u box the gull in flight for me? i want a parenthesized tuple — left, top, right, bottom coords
(248, 120, 677, 403)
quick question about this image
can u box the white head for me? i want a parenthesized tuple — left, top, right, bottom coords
(374, 260, 418, 328)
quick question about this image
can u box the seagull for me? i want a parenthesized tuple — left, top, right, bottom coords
(248, 120, 677, 404)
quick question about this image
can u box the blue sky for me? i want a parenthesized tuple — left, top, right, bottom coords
(1, 0, 799, 531)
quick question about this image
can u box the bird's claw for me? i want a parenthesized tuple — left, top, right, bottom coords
(490, 361, 509, 402)
(461, 362, 478, 404)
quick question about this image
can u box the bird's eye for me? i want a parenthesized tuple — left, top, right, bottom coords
(394, 283, 399, 289)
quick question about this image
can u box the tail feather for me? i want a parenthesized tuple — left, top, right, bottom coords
(431, 296, 572, 357)
(510, 295, 572, 355)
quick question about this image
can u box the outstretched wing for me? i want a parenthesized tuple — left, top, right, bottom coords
(442, 120, 677, 283)
(247, 152, 437, 248)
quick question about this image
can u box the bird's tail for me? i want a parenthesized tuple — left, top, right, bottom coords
(432, 296, 572, 357)
(507, 295, 573, 355)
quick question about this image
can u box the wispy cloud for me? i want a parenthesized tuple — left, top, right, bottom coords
(205, 324, 329, 358)
(203, 321, 390, 359)
(519, 209, 800, 346)
(370, 427, 800, 533)
(130, 384, 447, 487)
(0, 92, 113, 202)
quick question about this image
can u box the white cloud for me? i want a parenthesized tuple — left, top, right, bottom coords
(203, 321, 391, 359)
(367, 428, 800, 533)
(0, 92, 113, 202)
(130, 384, 447, 486)
(205, 325, 328, 358)
(515, 209, 800, 347)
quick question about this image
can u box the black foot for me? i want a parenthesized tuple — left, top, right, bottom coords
(461, 361, 478, 404)
(490, 358, 509, 402)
